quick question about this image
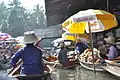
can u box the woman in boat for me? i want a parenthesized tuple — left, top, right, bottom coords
(58, 42, 77, 67)
(104, 36, 118, 59)
(10, 31, 45, 75)
(58, 42, 69, 67)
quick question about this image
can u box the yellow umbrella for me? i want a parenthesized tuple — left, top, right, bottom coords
(62, 9, 118, 34)
(62, 9, 118, 73)
(62, 32, 76, 41)
(62, 32, 90, 41)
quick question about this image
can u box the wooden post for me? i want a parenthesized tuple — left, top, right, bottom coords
(88, 21, 96, 73)
(107, 0, 109, 12)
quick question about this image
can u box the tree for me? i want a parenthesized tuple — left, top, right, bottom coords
(0, 2, 9, 32)
(0, 0, 47, 37)
(7, 0, 26, 37)
(25, 4, 47, 30)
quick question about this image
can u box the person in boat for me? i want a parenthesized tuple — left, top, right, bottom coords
(10, 31, 45, 75)
(58, 42, 77, 67)
(97, 41, 108, 59)
(75, 38, 89, 55)
(58, 42, 69, 67)
(104, 36, 118, 59)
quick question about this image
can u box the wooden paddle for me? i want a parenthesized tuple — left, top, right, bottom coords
(47, 62, 58, 73)
(6, 59, 23, 77)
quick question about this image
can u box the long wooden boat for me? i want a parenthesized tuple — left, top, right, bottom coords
(44, 59, 78, 69)
(102, 62, 120, 77)
(80, 61, 105, 72)
(7, 59, 52, 80)
(10, 72, 51, 80)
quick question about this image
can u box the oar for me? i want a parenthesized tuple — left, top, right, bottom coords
(6, 59, 23, 77)
(45, 61, 58, 73)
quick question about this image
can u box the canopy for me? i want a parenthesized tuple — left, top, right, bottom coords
(62, 9, 118, 73)
(62, 32, 89, 42)
(62, 9, 118, 34)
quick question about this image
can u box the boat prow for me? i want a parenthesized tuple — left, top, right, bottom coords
(9, 72, 51, 80)
(80, 61, 105, 72)
(102, 62, 120, 77)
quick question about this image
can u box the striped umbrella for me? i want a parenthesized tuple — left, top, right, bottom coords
(62, 9, 118, 73)
(0, 33, 12, 41)
(62, 9, 118, 33)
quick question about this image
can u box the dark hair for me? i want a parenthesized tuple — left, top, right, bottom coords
(26, 43, 34, 45)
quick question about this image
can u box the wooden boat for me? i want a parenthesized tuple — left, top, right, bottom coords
(10, 72, 51, 80)
(43, 53, 79, 69)
(7, 59, 52, 80)
(80, 61, 105, 72)
(102, 60, 120, 77)
(8, 69, 52, 80)
(43, 59, 78, 69)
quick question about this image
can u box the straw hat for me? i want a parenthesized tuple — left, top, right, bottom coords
(23, 31, 39, 44)
(104, 36, 115, 45)
(76, 38, 81, 42)
(59, 42, 65, 48)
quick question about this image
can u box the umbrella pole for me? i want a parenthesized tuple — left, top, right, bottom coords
(74, 34, 77, 59)
(88, 22, 96, 73)
(107, 0, 109, 12)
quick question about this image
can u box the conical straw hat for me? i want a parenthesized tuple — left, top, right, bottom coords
(104, 36, 115, 45)
(23, 31, 40, 44)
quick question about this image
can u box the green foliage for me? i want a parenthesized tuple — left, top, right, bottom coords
(0, 0, 47, 37)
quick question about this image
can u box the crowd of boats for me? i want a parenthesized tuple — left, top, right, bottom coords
(0, 37, 119, 80)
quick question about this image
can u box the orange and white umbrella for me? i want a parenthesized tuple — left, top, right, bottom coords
(62, 9, 118, 34)
(62, 9, 118, 73)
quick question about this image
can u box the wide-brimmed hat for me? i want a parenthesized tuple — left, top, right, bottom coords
(59, 42, 65, 48)
(23, 31, 40, 44)
(104, 36, 115, 45)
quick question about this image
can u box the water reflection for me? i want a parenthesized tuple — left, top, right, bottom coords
(51, 65, 119, 80)
(0, 70, 17, 80)
(0, 66, 119, 80)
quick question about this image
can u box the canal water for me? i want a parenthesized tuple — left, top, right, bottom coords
(50, 65, 119, 80)
(0, 70, 17, 80)
(0, 66, 119, 80)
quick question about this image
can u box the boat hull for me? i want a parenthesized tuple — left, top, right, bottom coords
(10, 72, 51, 80)
(102, 63, 120, 77)
(44, 59, 78, 69)
(80, 61, 105, 72)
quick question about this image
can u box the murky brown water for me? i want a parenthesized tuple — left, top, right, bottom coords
(51, 65, 119, 80)
(0, 65, 119, 80)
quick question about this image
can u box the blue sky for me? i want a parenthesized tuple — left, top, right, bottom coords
(0, 0, 45, 10)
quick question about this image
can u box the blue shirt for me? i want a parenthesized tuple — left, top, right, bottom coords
(75, 42, 88, 54)
(107, 45, 118, 59)
(10, 44, 44, 75)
